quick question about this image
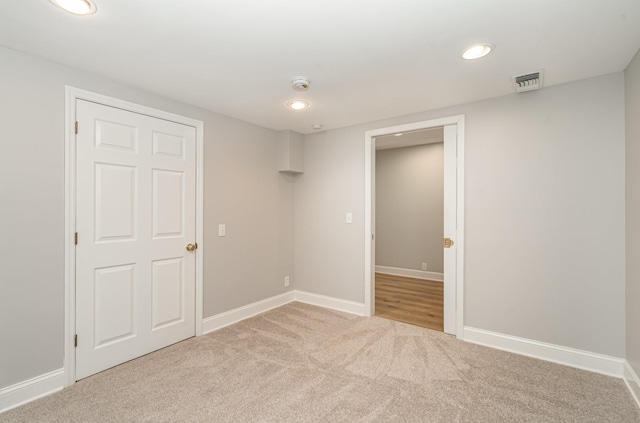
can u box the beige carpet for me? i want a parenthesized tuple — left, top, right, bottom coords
(2, 302, 638, 422)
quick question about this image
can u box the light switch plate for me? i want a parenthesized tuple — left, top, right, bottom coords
(346, 212, 353, 224)
(218, 224, 226, 237)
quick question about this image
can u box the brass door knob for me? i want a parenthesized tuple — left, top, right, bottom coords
(443, 238, 454, 248)
(186, 243, 197, 252)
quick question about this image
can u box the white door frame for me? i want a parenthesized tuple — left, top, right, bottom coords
(364, 115, 465, 338)
(63, 87, 205, 386)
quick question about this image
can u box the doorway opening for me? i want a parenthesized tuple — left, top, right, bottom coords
(364, 115, 465, 337)
(374, 128, 444, 331)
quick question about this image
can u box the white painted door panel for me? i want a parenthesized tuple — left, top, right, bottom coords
(443, 124, 457, 335)
(76, 100, 196, 380)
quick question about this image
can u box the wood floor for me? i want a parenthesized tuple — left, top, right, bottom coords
(375, 272, 444, 331)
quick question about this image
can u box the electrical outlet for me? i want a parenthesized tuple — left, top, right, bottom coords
(284, 276, 290, 287)
(421, 263, 427, 271)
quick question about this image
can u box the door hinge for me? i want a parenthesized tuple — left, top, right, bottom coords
(74, 334, 78, 348)
(75, 121, 78, 134)
(372, 234, 375, 240)
(75, 232, 78, 245)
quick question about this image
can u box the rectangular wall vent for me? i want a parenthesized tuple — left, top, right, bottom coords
(512, 70, 544, 93)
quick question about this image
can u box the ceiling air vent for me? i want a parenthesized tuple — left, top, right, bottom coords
(512, 70, 544, 93)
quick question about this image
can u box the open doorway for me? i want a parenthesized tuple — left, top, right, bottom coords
(364, 116, 464, 337)
(374, 128, 445, 331)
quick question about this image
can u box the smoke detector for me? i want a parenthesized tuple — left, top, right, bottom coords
(512, 70, 544, 93)
(292, 77, 311, 92)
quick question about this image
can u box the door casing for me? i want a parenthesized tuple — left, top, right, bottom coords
(364, 115, 465, 338)
(64, 86, 205, 386)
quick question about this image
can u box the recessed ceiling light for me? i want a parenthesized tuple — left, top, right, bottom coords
(462, 44, 492, 60)
(50, 0, 97, 15)
(287, 100, 308, 110)
(394, 133, 403, 137)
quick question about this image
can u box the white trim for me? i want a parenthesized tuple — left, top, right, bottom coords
(202, 292, 296, 334)
(63, 86, 76, 387)
(0, 369, 64, 413)
(364, 130, 374, 317)
(64, 86, 205, 386)
(375, 265, 443, 282)
(202, 290, 366, 334)
(454, 118, 465, 338)
(364, 132, 376, 317)
(194, 105, 204, 337)
(364, 115, 465, 336)
(623, 361, 640, 408)
(463, 327, 625, 378)
(293, 291, 366, 316)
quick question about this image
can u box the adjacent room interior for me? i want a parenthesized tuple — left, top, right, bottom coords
(374, 128, 445, 331)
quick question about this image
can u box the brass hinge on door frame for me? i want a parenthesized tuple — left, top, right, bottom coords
(75, 232, 78, 245)
(75, 121, 78, 134)
(75, 334, 78, 348)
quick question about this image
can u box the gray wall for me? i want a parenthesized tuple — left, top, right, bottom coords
(295, 72, 626, 357)
(376, 143, 444, 272)
(626, 48, 640, 376)
(0, 46, 294, 389)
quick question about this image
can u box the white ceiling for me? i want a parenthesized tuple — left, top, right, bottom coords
(375, 127, 443, 150)
(1, 1, 639, 134)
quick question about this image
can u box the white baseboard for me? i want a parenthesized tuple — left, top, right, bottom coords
(623, 361, 640, 408)
(0, 368, 64, 413)
(463, 327, 624, 378)
(293, 290, 365, 316)
(202, 290, 366, 335)
(375, 265, 443, 282)
(202, 291, 296, 334)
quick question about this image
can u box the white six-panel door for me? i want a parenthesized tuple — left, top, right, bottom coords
(75, 99, 196, 380)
